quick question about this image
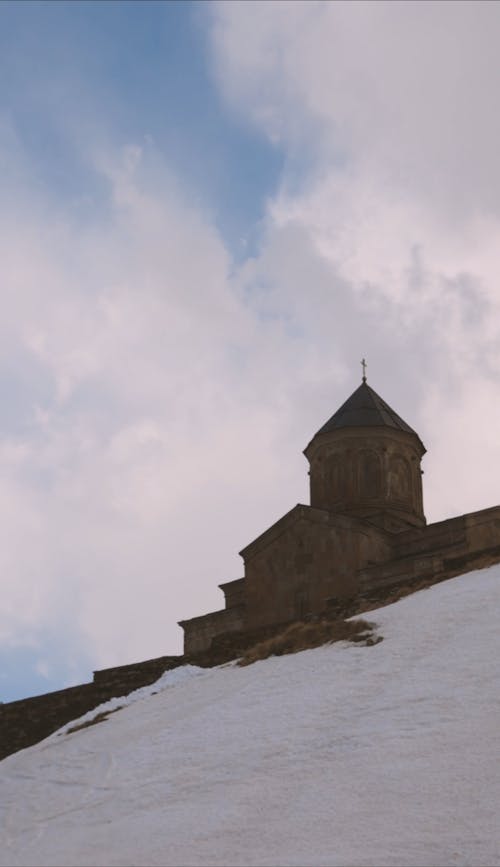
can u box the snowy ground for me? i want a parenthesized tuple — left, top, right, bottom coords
(1, 567, 499, 867)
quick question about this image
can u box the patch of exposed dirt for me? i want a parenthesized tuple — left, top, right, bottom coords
(65, 706, 124, 734)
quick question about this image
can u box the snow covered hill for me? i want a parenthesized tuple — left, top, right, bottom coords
(1, 568, 499, 867)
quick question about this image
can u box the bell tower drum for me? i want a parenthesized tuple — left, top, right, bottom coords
(303, 376, 426, 531)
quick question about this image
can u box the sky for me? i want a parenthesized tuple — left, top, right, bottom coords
(1, 0, 500, 702)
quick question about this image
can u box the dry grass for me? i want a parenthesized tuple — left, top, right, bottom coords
(238, 617, 381, 667)
(65, 706, 123, 734)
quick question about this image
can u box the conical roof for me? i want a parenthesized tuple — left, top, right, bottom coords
(314, 381, 420, 439)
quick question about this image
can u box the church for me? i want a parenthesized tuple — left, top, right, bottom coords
(180, 373, 500, 655)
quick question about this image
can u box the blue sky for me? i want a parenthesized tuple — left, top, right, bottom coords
(2, 0, 500, 703)
(0, 1, 282, 254)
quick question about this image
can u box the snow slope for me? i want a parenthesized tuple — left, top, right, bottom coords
(1, 568, 499, 867)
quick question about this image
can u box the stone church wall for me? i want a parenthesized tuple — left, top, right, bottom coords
(243, 506, 392, 629)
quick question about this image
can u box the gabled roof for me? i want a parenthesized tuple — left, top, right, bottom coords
(314, 381, 419, 438)
(239, 503, 386, 561)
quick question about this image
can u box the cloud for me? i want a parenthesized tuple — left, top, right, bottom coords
(3, 2, 500, 698)
(0, 135, 320, 688)
(209, 0, 500, 516)
(210, 1, 500, 210)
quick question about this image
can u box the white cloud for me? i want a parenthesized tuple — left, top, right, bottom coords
(211, 1, 500, 211)
(3, 2, 500, 694)
(209, 0, 500, 521)
(0, 139, 319, 679)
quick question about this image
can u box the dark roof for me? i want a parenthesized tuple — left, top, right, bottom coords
(314, 381, 419, 438)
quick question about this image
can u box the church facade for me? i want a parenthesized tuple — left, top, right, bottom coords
(179, 379, 500, 655)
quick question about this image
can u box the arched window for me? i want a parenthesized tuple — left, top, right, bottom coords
(358, 450, 381, 499)
(329, 455, 345, 502)
(389, 455, 411, 501)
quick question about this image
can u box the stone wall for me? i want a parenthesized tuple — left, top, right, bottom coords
(359, 506, 500, 594)
(219, 578, 245, 608)
(179, 504, 500, 657)
(179, 604, 246, 656)
(0, 655, 183, 762)
(242, 505, 391, 628)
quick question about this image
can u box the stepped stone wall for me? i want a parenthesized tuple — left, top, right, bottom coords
(181, 504, 500, 656)
(179, 604, 245, 656)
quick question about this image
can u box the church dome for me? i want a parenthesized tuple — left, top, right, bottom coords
(304, 379, 426, 530)
(315, 381, 422, 440)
